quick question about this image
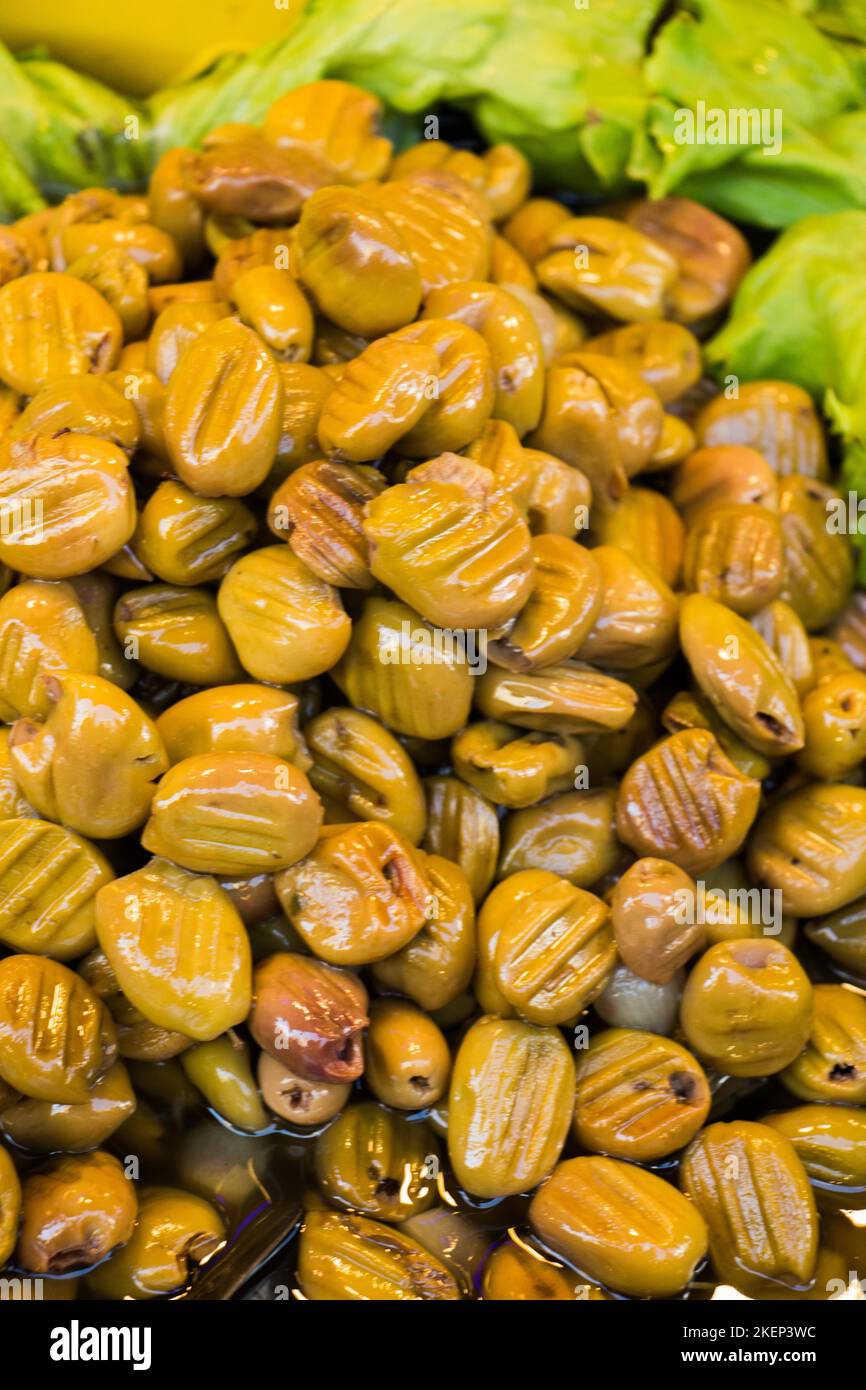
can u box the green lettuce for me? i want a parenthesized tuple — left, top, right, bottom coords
(706, 210, 866, 573)
(1, 0, 866, 225)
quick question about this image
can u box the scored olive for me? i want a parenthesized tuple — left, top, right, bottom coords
(297, 1207, 460, 1301)
(276, 822, 431, 966)
(314, 1101, 439, 1221)
(573, 1029, 710, 1162)
(0, 955, 117, 1103)
(762, 1105, 866, 1209)
(304, 707, 426, 844)
(680, 1120, 818, 1295)
(422, 776, 499, 907)
(530, 1156, 708, 1299)
(0, 1063, 136, 1154)
(448, 1015, 574, 1199)
(747, 782, 866, 917)
(218, 545, 351, 684)
(95, 857, 252, 1041)
(695, 380, 828, 480)
(0, 816, 113, 959)
(141, 752, 322, 875)
(493, 873, 615, 1025)
(370, 854, 475, 1012)
(617, 728, 760, 875)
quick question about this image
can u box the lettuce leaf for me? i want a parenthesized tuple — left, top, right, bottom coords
(706, 211, 866, 573)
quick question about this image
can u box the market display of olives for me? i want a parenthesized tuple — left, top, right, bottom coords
(0, 72, 864, 1308)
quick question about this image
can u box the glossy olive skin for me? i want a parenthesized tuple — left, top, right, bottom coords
(695, 380, 828, 480)
(365, 480, 533, 631)
(0, 581, 97, 722)
(806, 895, 866, 979)
(679, 594, 804, 758)
(530, 1156, 708, 1299)
(493, 873, 615, 1025)
(589, 487, 684, 589)
(573, 1029, 710, 1162)
(616, 728, 760, 875)
(314, 1102, 438, 1221)
(453, 722, 583, 810)
(276, 822, 431, 966)
(575, 545, 679, 675)
(782, 984, 866, 1106)
(672, 445, 779, 526)
(218, 545, 351, 685)
(9, 672, 168, 839)
(476, 661, 637, 737)
(10, 374, 140, 453)
(763, 1105, 866, 1209)
(0, 1141, 21, 1268)
(332, 596, 474, 741)
(268, 458, 383, 588)
(594, 964, 683, 1036)
(0, 1063, 136, 1154)
(0, 816, 113, 960)
(114, 584, 244, 686)
(611, 858, 705, 985)
(0, 431, 136, 581)
(305, 707, 426, 844)
(482, 1240, 611, 1301)
(0, 272, 121, 395)
(680, 1121, 818, 1295)
(364, 999, 450, 1111)
(370, 854, 475, 1011)
(0, 955, 117, 1103)
(258, 1052, 350, 1128)
(248, 952, 368, 1083)
(422, 776, 499, 906)
(15, 1151, 137, 1274)
(141, 752, 322, 875)
(156, 685, 309, 769)
(296, 186, 422, 338)
(448, 1015, 574, 1199)
(136, 479, 256, 586)
(499, 788, 621, 889)
(96, 857, 252, 1042)
(680, 940, 813, 1078)
(180, 1033, 268, 1132)
(747, 782, 866, 917)
(164, 317, 283, 497)
(86, 1186, 224, 1299)
(297, 1207, 460, 1301)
